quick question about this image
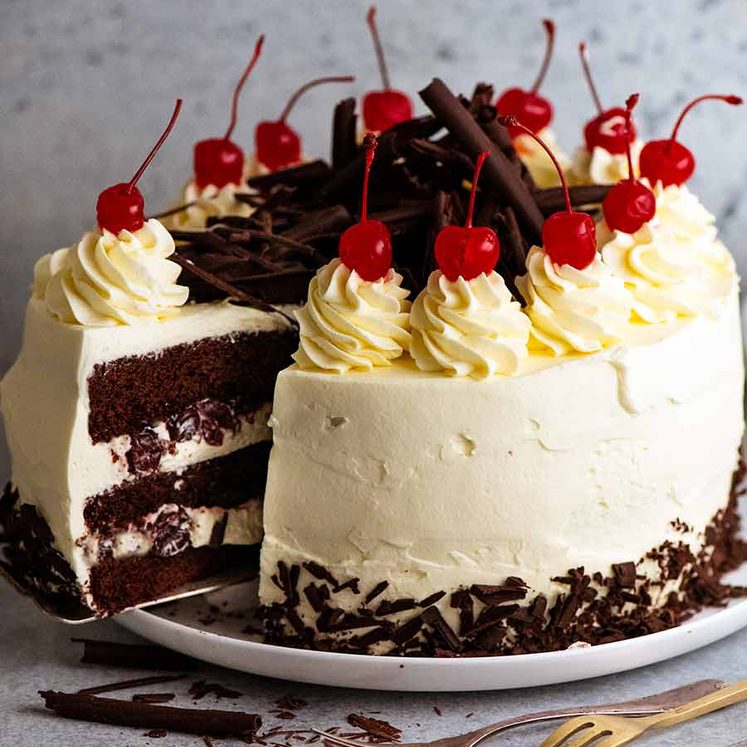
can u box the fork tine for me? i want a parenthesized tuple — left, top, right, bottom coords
(312, 730, 366, 747)
(540, 718, 597, 746)
(564, 727, 613, 747)
(589, 734, 631, 747)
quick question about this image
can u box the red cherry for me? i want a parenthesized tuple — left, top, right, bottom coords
(578, 42, 635, 155)
(194, 35, 264, 190)
(255, 75, 354, 172)
(96, 99, 182, 235)
(500, 115, 597, 269)
(433, 151, 501, 281)
(339, 132, 393, 281)
(639, 93, 743, 187)
(496, 19, 555, 136)
(362, 6, 414, 133)
(602, 94, 656, 233)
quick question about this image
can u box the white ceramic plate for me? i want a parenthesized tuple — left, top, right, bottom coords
(118, 562, 747, 692)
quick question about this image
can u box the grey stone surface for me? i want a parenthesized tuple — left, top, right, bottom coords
(2, 583, 747, 745)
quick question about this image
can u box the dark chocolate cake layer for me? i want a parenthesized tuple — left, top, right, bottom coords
(88, 328, 296, 443)
(84, 442, 271, 532)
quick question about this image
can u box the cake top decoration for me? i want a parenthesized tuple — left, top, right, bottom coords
(96, 99, 183, 235)
(255, 74, 355, 172)
(339, 132, 393, 281)
(496, 19, 555, 138)
(500, 115, 596, 269)
(194, 35, 264, 190)
(639, 93, 743, 187)
(434, 150, 501, 281)
(362, 5, 413, 133)
(578, 41, 634, 156)
(602, 94, 656, 234)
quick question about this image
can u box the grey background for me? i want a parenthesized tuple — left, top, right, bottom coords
(3, 0, 747, 377)
(2, 2, 747, 739)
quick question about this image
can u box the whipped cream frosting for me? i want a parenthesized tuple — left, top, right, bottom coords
(293, 258, 411, 373)
(516, 245, 633, 355)
(514, 128, 570, 189)
(571, 140, 643, 186)
(410, 270, 530, 379)
(600, 182, 737, 323)
(34, 219, 188, 327)
(166, 180, 254, 231)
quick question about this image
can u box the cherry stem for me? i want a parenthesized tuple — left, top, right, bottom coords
(530, 19, 555, 94)
(360, 132, 378, 223)
(127, 98, 183, 195)
(499, 115, 571, 213)
(667, 93, 743, 150)
(366, 5, 391, 91)
(279, 75, 355, 123)
(578, 41, 603, 115)
(623, 93, 639, 180)
(465, 150, 489, 228)
(223, 34, 265, 141)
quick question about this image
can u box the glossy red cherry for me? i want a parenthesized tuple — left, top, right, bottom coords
(578, 42, 635, 155)
(500, 115, 597, 269)
(602, 94, 656, 234)
(339, 132, 393, 281)
(639, 93, 743, 187)
(194, 35, 264, 190)
(256, 75, 354, 172)
(434, 151, 500, 281)
(496, 19, 555, 137)
(361, 6, 413, 133)
(96, 99, 182, 234)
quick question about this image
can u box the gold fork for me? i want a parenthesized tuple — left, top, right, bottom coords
(540, 677, 747, 747)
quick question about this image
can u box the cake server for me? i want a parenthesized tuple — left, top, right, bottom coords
(314, 680, 724, 747)
(0, 558, 256, 624)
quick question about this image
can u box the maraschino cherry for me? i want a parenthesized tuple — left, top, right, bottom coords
(602, 94, 656, 234)
(96, 99, 183, 235)
(255, 75, 354, 172)
(194, 35, 264, 190)
(639, 93, 743, 187)
(500, 115, 596, 269)
(496, 19, 555, 138)
(339, 132, 393, 281)
(362, 5, 413, 133)
(578, 41, 635, 155)
(434, 151, 500, 281)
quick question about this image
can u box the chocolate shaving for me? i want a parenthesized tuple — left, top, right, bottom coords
(347, 714, 402, 742)
(72, 638, 195, 671)
(419, 78, 544, 242)
(189, 680, 242, 701)
(535, 184, 611, 214)
(76, 674, 185, 696)
(332, 98, 358, 170)
(39, 690, 261, 738)
(132, 693, 176, 704)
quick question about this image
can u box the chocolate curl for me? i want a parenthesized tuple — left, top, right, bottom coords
(332, 97, 358, 170)
(247, 160, 331, 190)
(39, 690, 261, 738)
(419, 78, 544, 243)
(535, 184, 611, 215)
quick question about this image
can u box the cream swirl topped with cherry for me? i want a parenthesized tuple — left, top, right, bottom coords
(35, 219, 189, 327)
(517, 246, 633, 354)
(166, 180, 254, 231)
(410, 271, 529, 378)
(600, 183, 736, 322)
(293, 258, 411, 373)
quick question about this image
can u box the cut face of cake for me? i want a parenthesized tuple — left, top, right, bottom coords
(1, 222, 296, 615)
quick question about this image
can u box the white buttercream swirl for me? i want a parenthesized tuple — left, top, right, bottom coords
(516, 245, 633, 355)
(409, 271, 530, 379)
(571, 140, 643, 186)
(165, 180, 254, 231)
(600, 183, 736, 323)
(34, 219, 189, 327)
(293, 258, 411, 373)
(514, 128, 571, 189)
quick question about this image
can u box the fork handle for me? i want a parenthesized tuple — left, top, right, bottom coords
(651, 679, 747, 729)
